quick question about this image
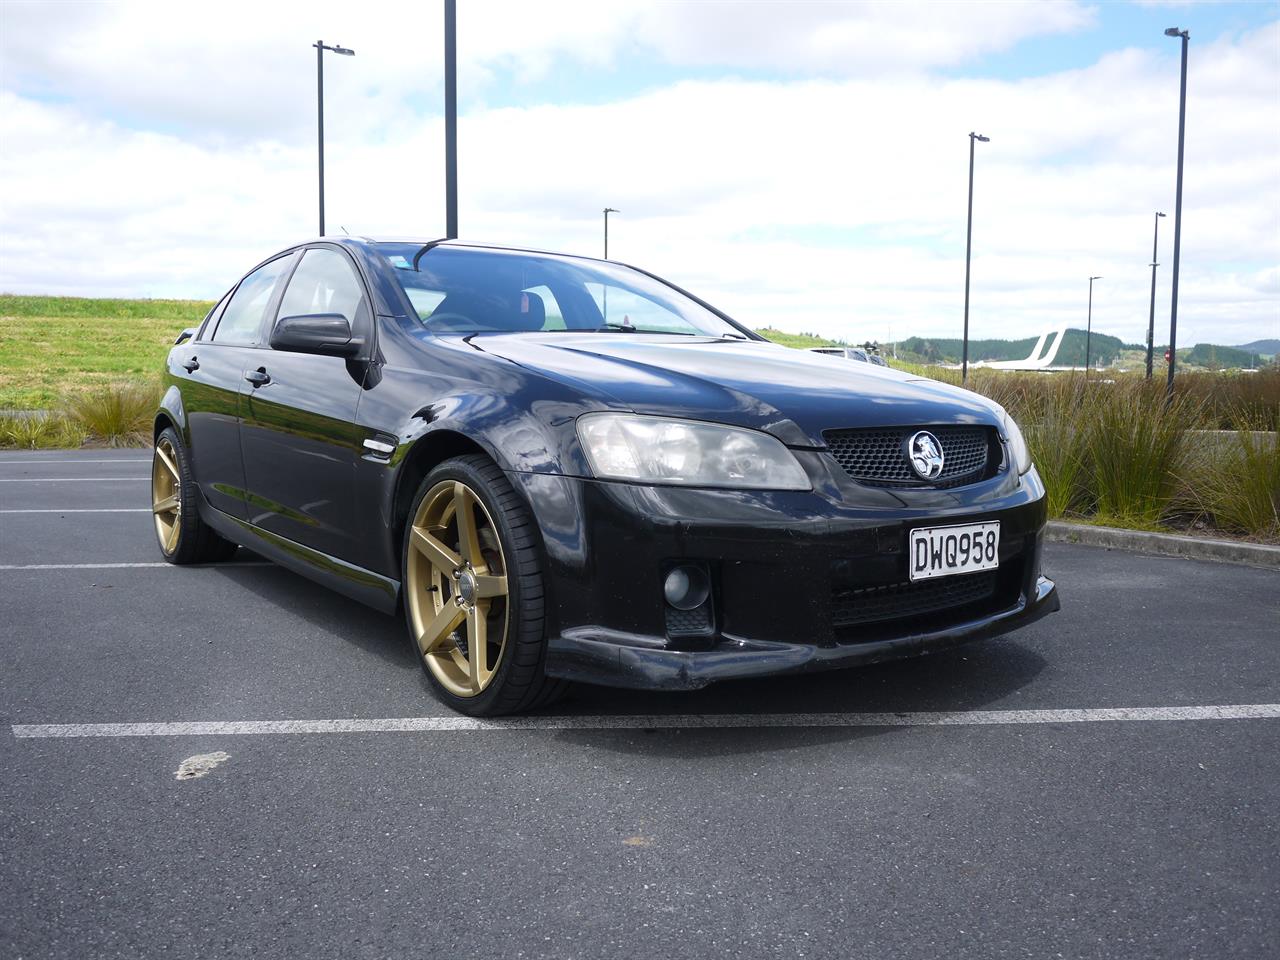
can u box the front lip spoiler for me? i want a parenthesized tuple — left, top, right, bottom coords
(544, 575, 1059, 691)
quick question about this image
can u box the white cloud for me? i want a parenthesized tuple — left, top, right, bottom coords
(0, 3, 1276, 347)
(0, 0, 1095, 141)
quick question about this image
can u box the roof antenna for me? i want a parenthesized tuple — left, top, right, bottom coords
(340, 225, 350, 235)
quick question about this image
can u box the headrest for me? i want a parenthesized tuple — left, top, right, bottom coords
(429, 289, 546, 333)
(511, 290, 546, 331)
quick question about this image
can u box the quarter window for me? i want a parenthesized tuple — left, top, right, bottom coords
(212, 256, 292, 345)
(277, 248, 366, 323)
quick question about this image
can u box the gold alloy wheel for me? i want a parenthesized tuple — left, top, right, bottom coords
(152, 437, 182, 554)
(406, 480, 510, 698)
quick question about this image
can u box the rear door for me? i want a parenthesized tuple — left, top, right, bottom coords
(179, 254, 295, 519)
(239, 245, 369, 561)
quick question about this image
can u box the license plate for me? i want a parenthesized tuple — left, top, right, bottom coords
(909, 521, 1000, 582)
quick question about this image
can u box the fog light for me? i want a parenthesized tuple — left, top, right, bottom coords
(664, 565, 710, 611)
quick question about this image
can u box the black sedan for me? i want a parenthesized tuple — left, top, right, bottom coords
(153, 238, 1059, 715)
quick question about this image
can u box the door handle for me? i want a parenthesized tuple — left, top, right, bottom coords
(245, 368, 271, 387)
(181, 357, 199, 372)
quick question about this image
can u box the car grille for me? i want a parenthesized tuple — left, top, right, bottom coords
(823, 425, 997, 488)
(831, 570, 999, 629)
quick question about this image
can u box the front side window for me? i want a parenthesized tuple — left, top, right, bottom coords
(212, 256, 292, 345)
(378, 244, 744, 339)
(277, 248, 366, 323)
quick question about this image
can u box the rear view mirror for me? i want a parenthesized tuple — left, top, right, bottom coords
(270, 314, 362, 357)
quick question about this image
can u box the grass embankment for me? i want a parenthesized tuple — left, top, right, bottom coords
(0, 295, 209, 448)
(0, 295, 212, 410)
(755, 327, 843, 350)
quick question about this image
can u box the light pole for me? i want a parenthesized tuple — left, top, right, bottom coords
(603, 207, 619, 259)
(313, 41, 355, 237)
(962, 131, 989, 385)
(1164, 27, 1189, 398)
(1085, 276, 1102, 378)
(444, 0, 458, 239)
(1145, 211, 1166, 379)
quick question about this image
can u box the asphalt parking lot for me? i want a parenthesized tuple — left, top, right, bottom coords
(2, 449, 1277, 960)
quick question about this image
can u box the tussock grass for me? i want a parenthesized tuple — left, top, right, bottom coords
(1086, 382, 1199, 525)
(1021, 378, 1091, 518)
(62, 382, 161, 447)
(0, 415, 88, 449)
(1180, 413, 1280, 539)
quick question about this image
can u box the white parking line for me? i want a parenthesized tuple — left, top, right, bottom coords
(11, 704, 1280, 738)
(0, 561, 272, 570)
(0, 458, 151, 464)
(0, 509, 150, 513)
(0, 477, 145, 482)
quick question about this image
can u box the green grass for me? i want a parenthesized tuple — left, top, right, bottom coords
(0, 294, 212, 409)
(756, 327, 844, 350)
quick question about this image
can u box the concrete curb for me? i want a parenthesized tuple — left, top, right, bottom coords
(1046, 521, 1280, 570)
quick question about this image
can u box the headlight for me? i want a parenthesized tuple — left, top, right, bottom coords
(577, 413, 810, 490)
(1002, 411, 1032, 475)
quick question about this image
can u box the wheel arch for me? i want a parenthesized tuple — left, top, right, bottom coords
(154, 384, 187, 444)
(391, 429, 497, 560)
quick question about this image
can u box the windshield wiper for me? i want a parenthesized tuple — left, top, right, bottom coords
(592, 323, 696, 336)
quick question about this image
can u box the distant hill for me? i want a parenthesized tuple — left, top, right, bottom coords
(897, 329, 1134, 367)
(1183, 343, 1266, 369)
(749, 324, 1274, 371)
(1234, 339, 1279, 358)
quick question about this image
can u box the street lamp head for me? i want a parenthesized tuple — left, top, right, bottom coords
(1164, 27, 1187, 38)
(1090, 276, 1103, 281)
(970, 132, 990, 142)
(604, 207, 619, 214)
(333, 46, 355, 56)
(1157, 211, 1166, 218)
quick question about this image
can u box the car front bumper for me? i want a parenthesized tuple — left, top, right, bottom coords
(546, 573, 1058, 690)
(507, 460, 1059, 691)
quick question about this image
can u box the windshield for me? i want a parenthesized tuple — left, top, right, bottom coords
(377, 243, 746, 338)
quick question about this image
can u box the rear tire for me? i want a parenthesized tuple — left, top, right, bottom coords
(401, 454, 566, 716)
(152, 426, 239, 564)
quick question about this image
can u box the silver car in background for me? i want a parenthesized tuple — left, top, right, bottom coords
(809, 345, 889, 367)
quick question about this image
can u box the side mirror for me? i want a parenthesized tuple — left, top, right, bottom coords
(270, 313, 363, 357)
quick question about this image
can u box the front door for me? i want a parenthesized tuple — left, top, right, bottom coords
(239, 246, 369, 562)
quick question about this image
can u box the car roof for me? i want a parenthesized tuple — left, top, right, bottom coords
(330, 236, 613, 266)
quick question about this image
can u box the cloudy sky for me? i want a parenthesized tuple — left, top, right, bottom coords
(1, 0, 1277, 348)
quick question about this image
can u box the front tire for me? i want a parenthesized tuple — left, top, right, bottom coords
(152, 427, 238, 564)
(401, 454, 566, 716)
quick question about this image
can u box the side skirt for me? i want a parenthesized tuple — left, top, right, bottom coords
(199, 495, 401, 615)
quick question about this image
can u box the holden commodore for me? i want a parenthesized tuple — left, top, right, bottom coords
(153, 238, 1059, 715)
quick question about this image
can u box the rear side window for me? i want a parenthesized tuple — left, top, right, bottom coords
(277, 248, 366, 323)
(212, 256, 292, 344)
(196, 290, 232, 341)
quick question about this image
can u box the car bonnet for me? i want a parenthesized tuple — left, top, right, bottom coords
(468, 333, 1002, 447)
